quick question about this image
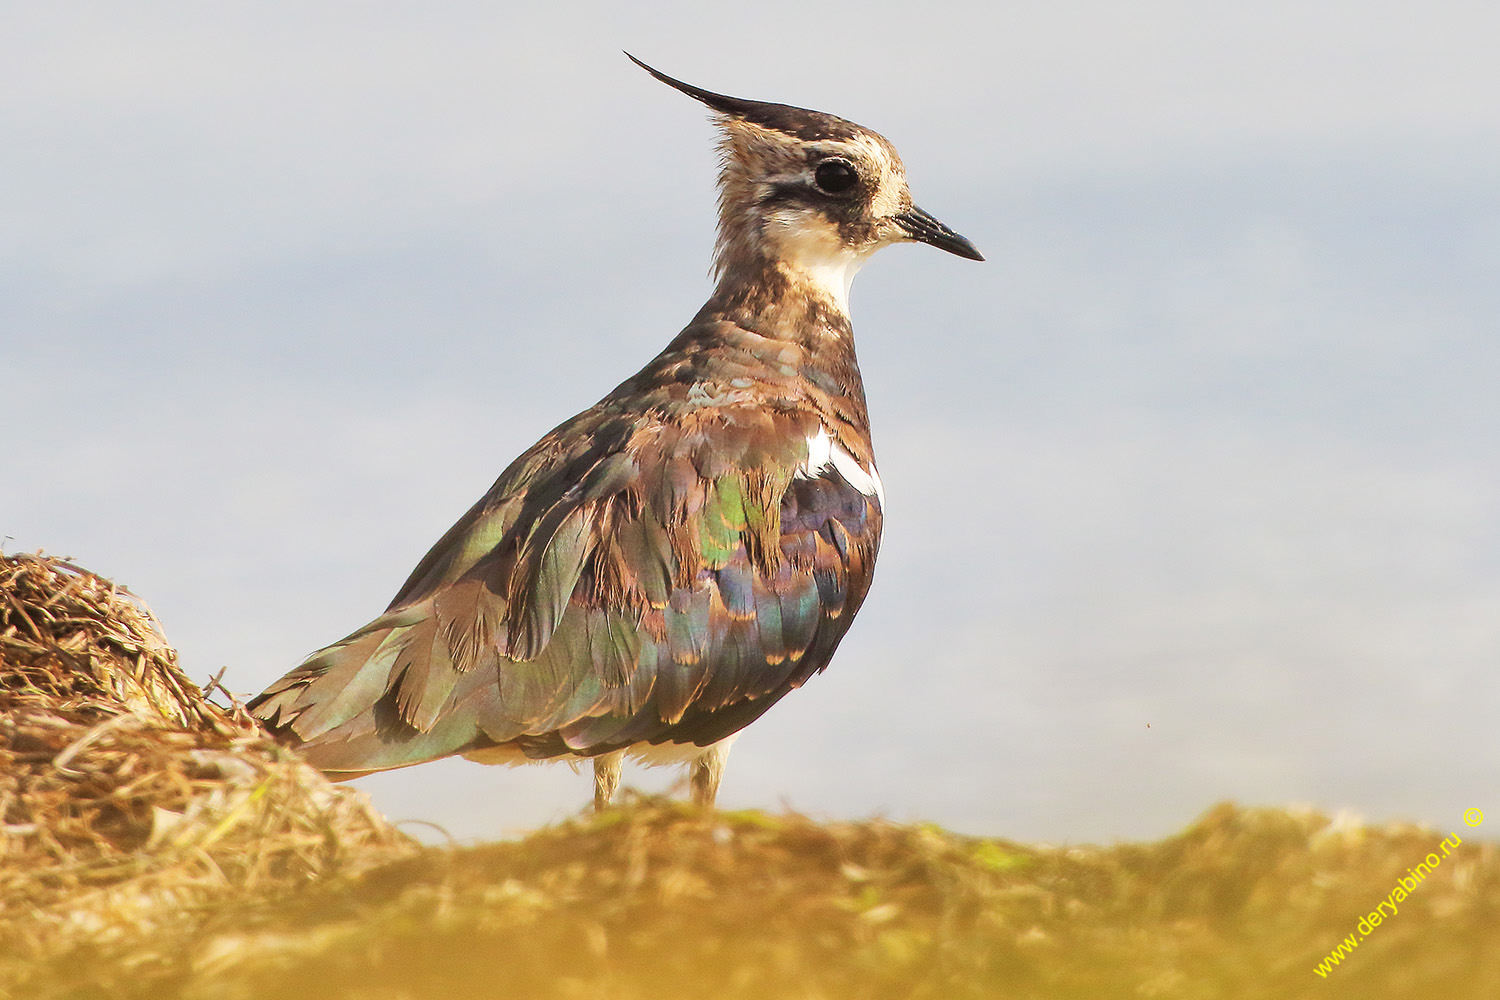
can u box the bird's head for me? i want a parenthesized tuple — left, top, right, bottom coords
(630, 55, 982, 314)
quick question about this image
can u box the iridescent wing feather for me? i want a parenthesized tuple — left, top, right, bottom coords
(249, 389, 881, 774)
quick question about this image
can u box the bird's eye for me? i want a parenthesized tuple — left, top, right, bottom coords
(813, 158, 859, 195)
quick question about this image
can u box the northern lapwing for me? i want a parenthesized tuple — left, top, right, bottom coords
(249, 55, 983, 810)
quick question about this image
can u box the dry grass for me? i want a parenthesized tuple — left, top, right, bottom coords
(3, 552, 1497, 1000)
(0, 553, 413, 996)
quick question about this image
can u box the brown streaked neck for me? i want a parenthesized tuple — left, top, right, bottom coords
(716, 259, 848, 334)
(696, 251, 872, 435)
(706, 238, 866, 352)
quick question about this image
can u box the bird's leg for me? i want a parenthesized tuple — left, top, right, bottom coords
(689, 738, 735, 808)
(593, 750, 624, 812)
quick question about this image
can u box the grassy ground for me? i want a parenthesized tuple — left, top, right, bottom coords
(10, 797, 1497, 1000)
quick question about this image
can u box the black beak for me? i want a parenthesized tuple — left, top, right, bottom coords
(894, 206, 984, 261)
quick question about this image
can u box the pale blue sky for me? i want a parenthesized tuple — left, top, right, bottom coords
(5, 2, 1498, 842)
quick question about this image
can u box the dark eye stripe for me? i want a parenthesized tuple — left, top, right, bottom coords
(758, 182, 810, 208)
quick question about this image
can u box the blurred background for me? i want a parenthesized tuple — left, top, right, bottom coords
(4, 2, 1497, 844)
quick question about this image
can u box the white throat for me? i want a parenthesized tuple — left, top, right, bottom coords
(769, 213, 874, 315)
(789, 250, 867, 315)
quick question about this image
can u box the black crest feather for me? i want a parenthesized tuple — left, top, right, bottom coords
(626, 53, 860, 142)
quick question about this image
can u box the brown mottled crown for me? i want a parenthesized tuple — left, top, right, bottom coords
(627, 53, 863, 142)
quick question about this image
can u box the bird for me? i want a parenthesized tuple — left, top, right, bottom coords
(248, 54, 983, 812)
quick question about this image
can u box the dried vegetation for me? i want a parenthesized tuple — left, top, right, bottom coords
(2, 553, 1497, 1000)
(0, 554, 411, 995)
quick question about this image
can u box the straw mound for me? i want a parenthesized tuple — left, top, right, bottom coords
(0, 553, 412, 979)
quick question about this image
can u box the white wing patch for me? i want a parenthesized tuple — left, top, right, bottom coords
(803, 425, 834, 472)
(799, 426, 885, 505)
